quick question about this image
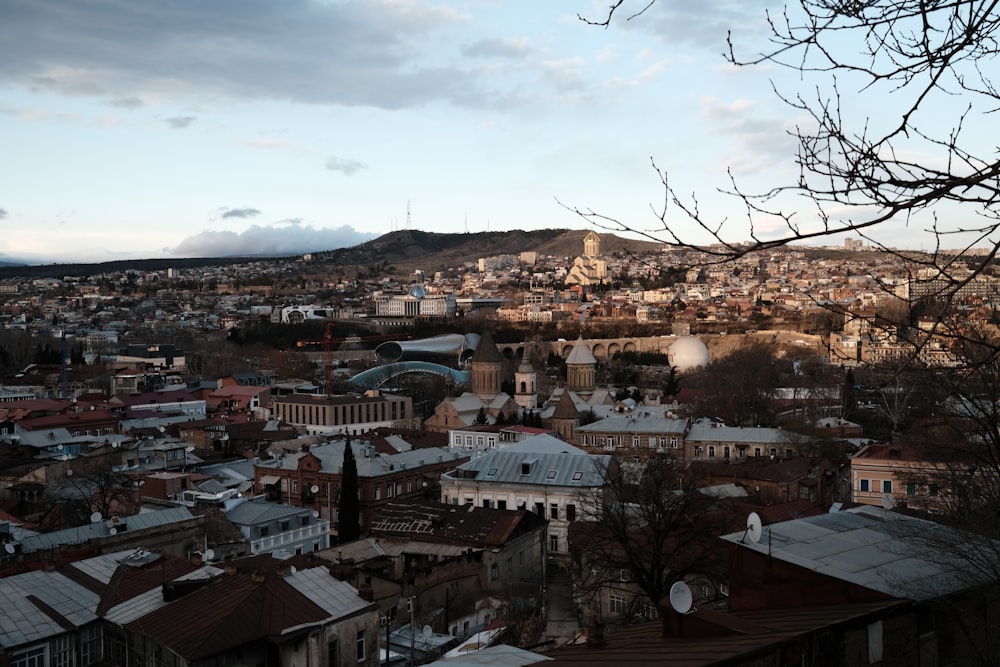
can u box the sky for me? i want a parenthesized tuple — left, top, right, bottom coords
(0, 0, 983, 264)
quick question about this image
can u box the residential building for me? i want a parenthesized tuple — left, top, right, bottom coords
(271, 390, 419, 436)
(438, 435, 610, 564)
(575, 411, 688, 461)
(225, 496, 330, 556)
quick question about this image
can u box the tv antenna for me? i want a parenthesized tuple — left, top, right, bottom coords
(745, 512, 763, 544)
(668, 581, 694, 614)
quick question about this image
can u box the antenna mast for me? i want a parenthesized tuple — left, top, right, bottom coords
(406, 200, 411, 229)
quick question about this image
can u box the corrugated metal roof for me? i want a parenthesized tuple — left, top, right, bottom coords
(721, 505, 992, 601)
(447, 449, 610, 487)
(0, 570, 100, 648)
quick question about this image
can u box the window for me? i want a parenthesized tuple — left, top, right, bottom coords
(486, 467, 498, 477)
(883, 480, 892, 493)
(860, 479, 870, 492)
(572, 471, 583, 481)
(549, 533, 559, 552)
(535, 502, 544, 516)
(375, 487, 381, 500)
(724, 446, 731, 459)
(356, 630, 366, 661)
(491, 563, 499, 579)
(483, 499, 491, 508)
(259, 526, 269, 537)
(292, 480, 299, 494)
(754, 447, 761, 457)
(550, 503, 558, 520)
(648, 436, 656, 448)
(10, 645, 46, 667)
(609, 594, 626, 615)
(632, 436, 640, 448)
(566, 504, 576, 522)
(51, 635, 72, 667)
(497, 500, 507, 510)
(521, 463, 531, 475)
(280, 521, 289, 531)
(708, 445, 716, 458)
(669, 437, 678, 449)
(906, 482, 916, 495)
(929, 483, 939, 496)
(80, 624, 102, 665)
(546, 469, 558, 480)
(640, 601, 657, 619)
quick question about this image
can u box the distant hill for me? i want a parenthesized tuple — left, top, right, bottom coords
(0, 228, 663, 280)
(310, 228, 663, 275)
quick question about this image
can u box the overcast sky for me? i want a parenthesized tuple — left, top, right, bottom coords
(0, 0, 978, 264)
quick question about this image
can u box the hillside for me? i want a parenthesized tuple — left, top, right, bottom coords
(311, 228, 663, 276)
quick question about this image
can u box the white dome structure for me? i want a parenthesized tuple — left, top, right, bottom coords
(668, 336, 709, 372)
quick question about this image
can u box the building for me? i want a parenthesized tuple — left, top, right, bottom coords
(254, 439, 469, 534)
(575, 410, 689, 461)
(271, 390, 419, 436)
(849, 442, 951, 513)
(225, 496, 330, 556)
(564, 231, 608, 287)
(438, 435, 610, 564)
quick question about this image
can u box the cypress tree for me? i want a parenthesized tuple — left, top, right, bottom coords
(338, 438, 361, 543)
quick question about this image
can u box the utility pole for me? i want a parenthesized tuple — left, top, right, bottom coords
(408, 595, 416, 667)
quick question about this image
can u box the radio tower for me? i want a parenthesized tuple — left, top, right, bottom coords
(406, 200, 411, 229)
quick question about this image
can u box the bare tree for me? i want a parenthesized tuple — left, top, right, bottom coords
(570, 457, 730, 624)
(570, 0, 1000, 304)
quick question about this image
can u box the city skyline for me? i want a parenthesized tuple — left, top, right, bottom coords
(1, 1, 983, 264)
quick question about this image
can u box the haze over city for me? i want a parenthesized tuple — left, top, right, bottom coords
(3, 0, 982, 265)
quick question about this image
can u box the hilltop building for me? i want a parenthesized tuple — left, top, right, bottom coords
(564, 231, 608, 287)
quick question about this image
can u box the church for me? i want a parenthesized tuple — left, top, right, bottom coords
(564, 230, 608, 286)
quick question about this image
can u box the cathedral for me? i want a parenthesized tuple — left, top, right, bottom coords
(564, 230, 608, 286)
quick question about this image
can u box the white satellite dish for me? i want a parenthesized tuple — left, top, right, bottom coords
(746, 512, 763, 544)
(4, 544, 14, 555)
(310, 485, 319, 494)
(203, 549, 215, 562)
(90, 511, 103, 524)
(669, 581, 693, 614)
(881, 493, 895, 511)
(312, 510, 320, 518)
(109, 527, 118, 536)
(66, 469, 74, 477)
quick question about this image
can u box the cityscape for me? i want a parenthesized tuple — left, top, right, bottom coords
(0, 227, 998, 665)
(4, 0, 1000, 665)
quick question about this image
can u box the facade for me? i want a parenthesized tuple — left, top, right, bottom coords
(438, 435, 610, 563)
(447, 424, 552, 453)
(225, 496, 330, 555)
(575, 411, 689, 461)
(850, 442, 950, 512)
(254, 440, 469, 533)
(684, 420, 813, 462)
(271, 390, 419, 436)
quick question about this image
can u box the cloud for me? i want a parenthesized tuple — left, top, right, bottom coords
(221, 207, 262, 219)
(164, 115, 196, 129)
(0, 208, 6, 219)
(106, 95, 144, 109)
(326, 157, 367, 176)
(462, 37, 531, 59)
(0, 1, 514, 111)
(170, 222, 378, 257)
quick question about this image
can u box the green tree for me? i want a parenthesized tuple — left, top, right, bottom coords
(338, 439, 361, 543)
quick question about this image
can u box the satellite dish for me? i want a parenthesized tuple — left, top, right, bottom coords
(90, 511, 103, 523)
(66, 469, 73, 477)
(669, 581, 693, 614)
(109, 527, 118, 536)
(746, 512, 763, 544)
(310, 485, 319, 494)
(203, 549, 215, 562)
(422, 625, 433, 640)
(312, 510, 320, 518)
(290, 565, 297, 574)
(4, 544, 14, 555)
(881, 493, 895, 511)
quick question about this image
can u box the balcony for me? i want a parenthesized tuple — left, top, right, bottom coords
(250, 520, 330, 554)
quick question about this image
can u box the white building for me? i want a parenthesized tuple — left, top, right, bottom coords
(439, 435, 610, 563)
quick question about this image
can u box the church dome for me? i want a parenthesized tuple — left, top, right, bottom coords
(408, 284, 426, 299)
(669, 336, 709, 372)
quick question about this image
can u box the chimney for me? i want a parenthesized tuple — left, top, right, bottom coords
(224, 561, 237, 576)
(191, 551, 203, 566)
(251, 570, 265, 584)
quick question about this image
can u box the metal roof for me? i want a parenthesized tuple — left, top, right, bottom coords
(720, 505, 993, 601)
(447, 449, 610, 487)
(0, 570, 101, 648)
